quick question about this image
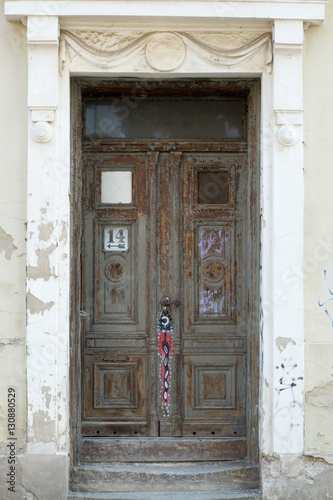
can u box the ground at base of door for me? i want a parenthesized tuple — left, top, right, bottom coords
(68, 491, 261, 500)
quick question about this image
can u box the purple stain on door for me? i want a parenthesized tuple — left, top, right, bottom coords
(198, 228, 228, 259)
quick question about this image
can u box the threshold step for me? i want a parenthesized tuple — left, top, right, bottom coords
(69, 461, 260, 495)
(68, 490, 261, 500)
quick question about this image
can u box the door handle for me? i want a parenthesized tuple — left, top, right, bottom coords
(161, 296, 181, 307)
(80, 310, 91, 318)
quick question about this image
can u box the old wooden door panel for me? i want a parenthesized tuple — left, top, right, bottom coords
(80, 150, 249, 457)
(76, 82, 259, 464)
(81, 154, 150, 437)
(157, 152, 182, 437)
(181, 154, 247, 441)
(82, 437, 246, 463)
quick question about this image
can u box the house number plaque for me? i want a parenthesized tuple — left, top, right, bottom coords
(104, 227, 129, 252)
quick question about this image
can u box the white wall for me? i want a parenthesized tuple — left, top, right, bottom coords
(0, 0, 27, 455)
(304, 0, 333, 459)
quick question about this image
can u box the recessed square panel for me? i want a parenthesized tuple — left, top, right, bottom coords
(101, 171, 132, 204)
(194, 365, 235, 409)
(198, 172, 229, 205)
(94, 362, 137, 409)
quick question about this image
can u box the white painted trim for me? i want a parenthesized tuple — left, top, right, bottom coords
(5, 0, 326, 24)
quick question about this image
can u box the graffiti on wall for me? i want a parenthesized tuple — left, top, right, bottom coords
(318, 269, 333, 326)
(274, 359, 303, 439)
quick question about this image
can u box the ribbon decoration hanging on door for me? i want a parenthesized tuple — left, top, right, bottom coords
(157, 307, 174, 416)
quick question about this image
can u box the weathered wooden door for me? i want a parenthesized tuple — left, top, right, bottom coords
(74, 81, 259, 464)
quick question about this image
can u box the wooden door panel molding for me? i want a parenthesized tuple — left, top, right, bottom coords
(194, 166, 236, 211)
(81, 422, 149, 437)
(182, 153, 247, 339)
(93, 219, 138, 325)
(93, 362, 138, 409)
(82, 437, 247, 463)
(183, 354, 246, 425)
(84, 337, 147, 347)
(182, 337, 247, 350)
(95, 163, 138, 209)
(194, 221, 236, 325)
(82, 153, 149, 335)
(83, 353, 147, 420)
(182, 421, 246, 438)
(192, 363, 236, 410)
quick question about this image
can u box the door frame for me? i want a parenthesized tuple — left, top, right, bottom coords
(70, 78, 260, 465)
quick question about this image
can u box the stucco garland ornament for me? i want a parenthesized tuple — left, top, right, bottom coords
(60, 30, 272, 73)
(32, 121, 54, 143)
(277, 124, 299, 146)
(157, 307, 174, 417)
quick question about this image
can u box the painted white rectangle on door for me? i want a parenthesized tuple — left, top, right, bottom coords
(101, 171, 132, 204)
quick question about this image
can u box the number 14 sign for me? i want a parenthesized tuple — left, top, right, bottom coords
(104, 227, 129, 252)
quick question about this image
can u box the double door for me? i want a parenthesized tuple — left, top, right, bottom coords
(79, 148, 252, 462)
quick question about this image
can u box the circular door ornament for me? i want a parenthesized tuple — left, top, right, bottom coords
(105, 261, 126, 282)
(202, 260, 225, 283)
(146, 33, 186, 72)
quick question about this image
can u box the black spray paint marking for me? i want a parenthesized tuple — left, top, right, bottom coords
(274, 360, 304, 438)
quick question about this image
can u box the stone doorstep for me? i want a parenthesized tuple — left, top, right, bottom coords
(68, 491, 262, 500)
(69, 461, 260, 495)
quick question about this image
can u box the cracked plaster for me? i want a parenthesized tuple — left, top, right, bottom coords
(262, 455, 333, 499)
(0, 226, 17, 259)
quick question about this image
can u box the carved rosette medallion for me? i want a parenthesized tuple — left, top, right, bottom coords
(277, 124, 300, 146)
(105, 261, 126, 282)
(145, 33, 186, 71)
(32, 121, 54, 143)
(203, 259, 225, 283)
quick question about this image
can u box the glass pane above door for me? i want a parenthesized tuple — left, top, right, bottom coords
(85, 99, 244, 139)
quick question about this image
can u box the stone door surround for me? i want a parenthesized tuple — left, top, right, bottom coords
(4, 0, 326, 472)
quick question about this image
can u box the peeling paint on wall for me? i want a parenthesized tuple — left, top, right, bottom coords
(59, 221, 68, 243)
(38, 222, 54, 242)
(27, 291, 55, 315)
(306, 381, 333, 410)
(27, 244, 56, 281)
(0, 227, 17, 259)
(41, 386, 52, 410)
(31, 410, 56, 443)
(275, 337, 296, 353)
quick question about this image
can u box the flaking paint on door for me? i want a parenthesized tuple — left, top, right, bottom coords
(71, 80, 260, 464)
